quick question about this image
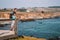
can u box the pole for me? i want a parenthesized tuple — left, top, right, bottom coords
(14, 19, 17, 35)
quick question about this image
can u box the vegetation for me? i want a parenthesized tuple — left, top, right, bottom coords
(18, 7, 27, 12)
(49, 6, 60, 8)
(0, 8, 27, 12)
(0, 8, 12, 12)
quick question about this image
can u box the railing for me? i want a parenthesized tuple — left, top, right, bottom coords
(0, 19, 17, 35)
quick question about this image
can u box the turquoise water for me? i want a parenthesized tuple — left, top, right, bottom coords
(17, 18, 60, 38)
(0, 18, 60, 38)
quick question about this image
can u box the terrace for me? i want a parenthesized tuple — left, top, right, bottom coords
(0, 14, 17, 40)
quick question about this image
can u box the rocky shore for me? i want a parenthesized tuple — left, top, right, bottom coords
(0, 12, 60, 21)
(8, 36, 46, 40)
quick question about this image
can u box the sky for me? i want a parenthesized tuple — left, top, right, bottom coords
(0, 0, 60, 8)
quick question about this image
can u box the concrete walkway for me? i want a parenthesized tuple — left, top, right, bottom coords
(0, 18, 17, 40)
(0, 30, 15, 37)
(0, 30, 17, 40)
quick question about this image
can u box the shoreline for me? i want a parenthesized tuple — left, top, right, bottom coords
(0, 12, 60, 20)
(7, 36, 46, 40)
(0, 12, 60, 40)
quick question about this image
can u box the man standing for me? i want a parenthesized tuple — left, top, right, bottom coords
(10, 8, 17, 31)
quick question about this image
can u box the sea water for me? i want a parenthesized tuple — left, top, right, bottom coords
(17, 18, 60, 38)
(0, 18, 60, 38)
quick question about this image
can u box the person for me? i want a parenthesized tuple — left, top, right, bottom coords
(10, 8, 17, 31)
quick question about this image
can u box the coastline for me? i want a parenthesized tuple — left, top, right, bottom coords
(7, 36, 46, 40)
(0, 12, 60, 21)
(0, 12, 60, 40)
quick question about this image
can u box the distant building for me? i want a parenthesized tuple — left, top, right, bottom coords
(26, 8, 34, 12)
(26, 10, 30, 12)
(33, 7, 49, 13)
(31, 7, 60, 13)
(6, 8, 12, 11)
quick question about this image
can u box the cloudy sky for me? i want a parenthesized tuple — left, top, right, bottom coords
(0, 0, 60, 8)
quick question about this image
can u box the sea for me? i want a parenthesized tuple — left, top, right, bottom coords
(0, 18, 60, 38)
